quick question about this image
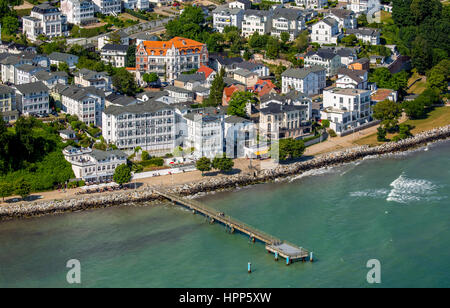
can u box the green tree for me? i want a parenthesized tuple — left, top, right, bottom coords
(112, 68, 138, 96)
(141, 151, 150, 161)
(227, 92, 257, 118)
(403, 99, 425, 119)
(15, 178, 31, 200)
(1, 16, 19, 36)
(212, 155, 234, 173)
(0, 182, 13, 201)
(266, 36, 280, 59)
(341, 34, 358, 47)
(377, 126, 387, 142)
(293, 30, 309, 53)
(126, 45, 136, 67)
(58, 62, 70, 73)
(143, 72, 159, 83)
(196, 157, 211, 175)
(113, 164, 131, 185)
(373, 99, 402, 131)
(280, 32, 290, 44)
(204, 68, 225, 107)
(275, 138, 306, 161)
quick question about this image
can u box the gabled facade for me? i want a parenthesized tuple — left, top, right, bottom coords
(271, 8, 305, 41)
(74, 68, 112, 92)
(311, 18, 342, 45)
(326, 9, 357, 30)
(212, 6, 244, 33)
(241, 9, 272, 38)
(346, 28, 380, 45)
(281, 66, 326, 95)
(14, 81, 50, 115)
(136, 37, 208, 82)
(336, 68, 368, 89)
(22, 3, 68, 41)
(304, 49, 342, 76)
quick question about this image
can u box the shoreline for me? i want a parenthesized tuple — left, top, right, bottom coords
(1, 125, 449, 221)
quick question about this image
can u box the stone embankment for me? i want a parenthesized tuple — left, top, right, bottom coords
(173, 125, 450, 195)
(1, 125, 449, 221)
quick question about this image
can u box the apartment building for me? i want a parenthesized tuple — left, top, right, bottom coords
(122, 0, 149, 10)
(212, 6, 244, 33)
(326, 9, 357, 30)
(0, 85, 18, 122)
(92, 0, 122, 15)
(304, 49, 342, 77)
(281, 66, 326, 95)
(311, 18, 342, 45)
(102, 100, 176, 154)
(228, 0, 251, 9)
(100, 44, 128, 68)
(336, 67, 368, 89)
(241, 9, 272, 38)
(321, 87, 372, 135)
(224, 115, 255, 158)
(185, 113, 224, 159)
(136, 37, 208, 82)
(15, 64, 46, 85)
(271, 8, 305, 41)
(60, 0, 95, 25)
(235, 61, 269, 77)
(15, 81, 50, 115)
(59, 85, 105, 126)
(22, 3, 68, 41)
(295, 0, 328, 9)
(62, 146, 127, 183)
(32, 70, 68, 89)
(346, 28, 380, 45)
(49, 52, 79, 69)
(74, 68, 112, 92)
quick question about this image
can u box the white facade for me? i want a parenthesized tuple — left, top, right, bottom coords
(74, 68, 112, 92)
(60, 0, 95, 25)
(321, 87, 373, 135)
(271, 8, 305, 41)
(336, 68, 368, 89)
(241, 10, 272, 37)
(281, 66, 326, 95)
(102, 102, 176, 154)
(295, 0, 328, 9)
(122, 0, 149, 10)
(228, 0, 251, 10)
(15, 81, 50, 115)
(327, 9, 357, 30)
(346, 28, 380, 45)
(311, 18, 342, 45)
(304, 50, 342, 76)
(60, 86, 105, 126)
(185, 113, 224, 159)
(92, 0, 122, 15)
(224, 116, 255, 158)
(212, 6, 244, 33)
(22, 3, 67, 41)
(63, 146, 127, 182)
(100, 45, 128, 68)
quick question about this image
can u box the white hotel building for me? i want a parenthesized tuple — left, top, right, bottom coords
(102, 100, 176, 155)
(63, 146, 127, 183)
(14, 81, 50, 115)
(22, 3, 68, 41)
(320, 87, 373, 136)
(212, 6, 244, 33)
(60, 0, 95, 26)
(184, 113, 224, 159)
(281, 66, 326, 95)
(241, 9, 272, 37)
(92, 0, 122, 15)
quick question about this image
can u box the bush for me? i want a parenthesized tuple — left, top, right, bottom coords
(141, 151, 150, 161)
(328, 129, 337, 137)
(113, 164, 131, 185)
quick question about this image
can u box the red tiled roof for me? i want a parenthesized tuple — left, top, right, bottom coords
(197, 65, 214, 79)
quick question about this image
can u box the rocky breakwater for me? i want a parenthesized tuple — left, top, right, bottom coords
(0, 189, 161, 221)
(173, 125, 450, 196)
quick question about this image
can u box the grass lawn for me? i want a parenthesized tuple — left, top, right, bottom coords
(407, 70, 427, 95)
(353, 106, 450, 147)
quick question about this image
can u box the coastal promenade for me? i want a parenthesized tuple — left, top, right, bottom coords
(153, 186, 311, 264)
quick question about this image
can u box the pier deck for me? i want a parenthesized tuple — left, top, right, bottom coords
(153, 187, 311, 263)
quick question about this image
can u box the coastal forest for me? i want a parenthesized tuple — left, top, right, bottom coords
(0, 117, 74, 198)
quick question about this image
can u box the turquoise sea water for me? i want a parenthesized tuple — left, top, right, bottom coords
(0, 141, 449, 288)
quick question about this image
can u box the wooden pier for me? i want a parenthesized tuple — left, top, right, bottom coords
(153, 187, 311, 264)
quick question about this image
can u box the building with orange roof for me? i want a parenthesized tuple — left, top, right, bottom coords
(371, 88, 398, 103)
(136, 37, 208, 82)
(249, 79, 277, 98)
(197, 65, 216, 86)
(222, 84, 240, 106)
(347, 58, 370, 71)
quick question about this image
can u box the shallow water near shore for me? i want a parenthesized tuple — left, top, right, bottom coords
(0, 141, 449, 287)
